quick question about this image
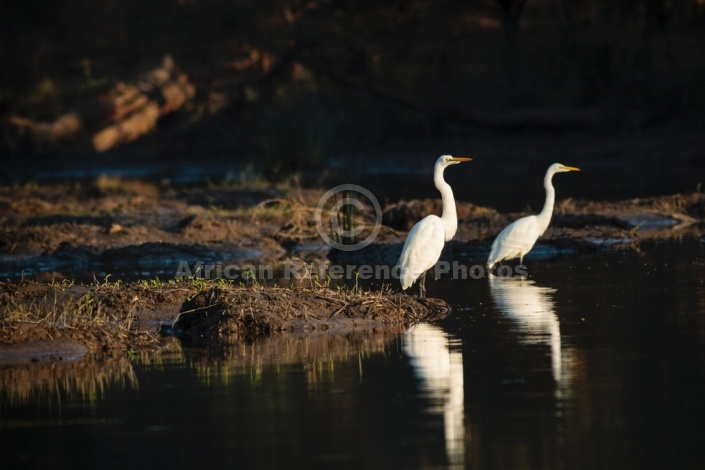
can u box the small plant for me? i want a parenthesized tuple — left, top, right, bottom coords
(242, 266, 258, 287)
(79, 58, 109, 93)
(333, 189, 358, 246)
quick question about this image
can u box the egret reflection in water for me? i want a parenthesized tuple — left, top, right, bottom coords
(403, 323, 465, 468)
(489, 275, 568, 390)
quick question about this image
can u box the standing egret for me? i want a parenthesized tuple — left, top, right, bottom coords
(487, 163, 580, 271)
(398, 155, 472, 297)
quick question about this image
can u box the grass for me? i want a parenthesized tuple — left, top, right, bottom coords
(1, 281, 157, 352)
(1, 277, 450, 354)
(0, 277, 216, 352)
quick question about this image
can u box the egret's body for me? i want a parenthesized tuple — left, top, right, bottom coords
(487, 163, 579, 270)
(398, 155, 471, 296)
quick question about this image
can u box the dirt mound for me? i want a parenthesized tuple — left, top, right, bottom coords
(171, 285, 450, 344)
(383, 199, 500, 231)
(1, 280, 450, 362)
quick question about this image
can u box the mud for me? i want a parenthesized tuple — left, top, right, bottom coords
(0, 280, 450, 364)
(171, 285, 450, 344)
(0, 179, 296, 280)
(1, 178, 704, 363)
(2, 180, 702, 280)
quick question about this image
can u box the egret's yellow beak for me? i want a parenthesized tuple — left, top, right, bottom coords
(560, 165, 580, 171)
(450, 157, 473, 162)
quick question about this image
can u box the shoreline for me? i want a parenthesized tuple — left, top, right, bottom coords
(0, 180, 703, 364)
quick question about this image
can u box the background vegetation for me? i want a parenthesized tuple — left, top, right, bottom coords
(1, 0, 704, 180)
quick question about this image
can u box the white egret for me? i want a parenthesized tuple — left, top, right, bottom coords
(398, 155, 472, 297)
(487, 163, 580, 270)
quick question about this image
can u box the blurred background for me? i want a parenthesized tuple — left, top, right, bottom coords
(1, 0, 704, 207)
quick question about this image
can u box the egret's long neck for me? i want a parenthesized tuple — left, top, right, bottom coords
(536, 171, 556, 235)
(434, 165, 458, 241)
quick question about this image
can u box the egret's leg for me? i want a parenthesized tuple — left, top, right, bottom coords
(419, 272, 427, 298)
(519, 254, 524, 266)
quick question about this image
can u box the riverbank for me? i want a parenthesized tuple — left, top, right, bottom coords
(0, 280, 450, 364)
(1, 179, 703, 363)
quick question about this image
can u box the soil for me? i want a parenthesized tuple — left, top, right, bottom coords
(0, 280, 450, 365)
(0, 280, 450, 364)
(0, 178, 704, 364)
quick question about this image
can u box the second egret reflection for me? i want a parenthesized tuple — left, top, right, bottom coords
(489, 276, 567, 389)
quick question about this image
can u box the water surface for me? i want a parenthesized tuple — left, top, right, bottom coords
(2, 239, 704, 469)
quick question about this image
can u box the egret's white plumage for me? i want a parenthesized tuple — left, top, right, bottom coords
(487, 163, 580, 270)
(398, 155, 471, 296)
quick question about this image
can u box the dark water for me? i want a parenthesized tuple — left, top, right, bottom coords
(17, 151, 705, 213)
(2, 239, 705, 469)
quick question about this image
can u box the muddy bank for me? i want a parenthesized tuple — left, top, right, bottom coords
(0, 280, 450, 364)
(0, 179, 704, 363)
(1, 179, 703, 280)
(0, 179, 297, 280)
(171, 285, 449, 344)
(334, 192, 705, 266)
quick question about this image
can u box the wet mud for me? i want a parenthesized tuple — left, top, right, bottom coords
(0, 280, 449, 364)
(171, 285, 450, 344)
